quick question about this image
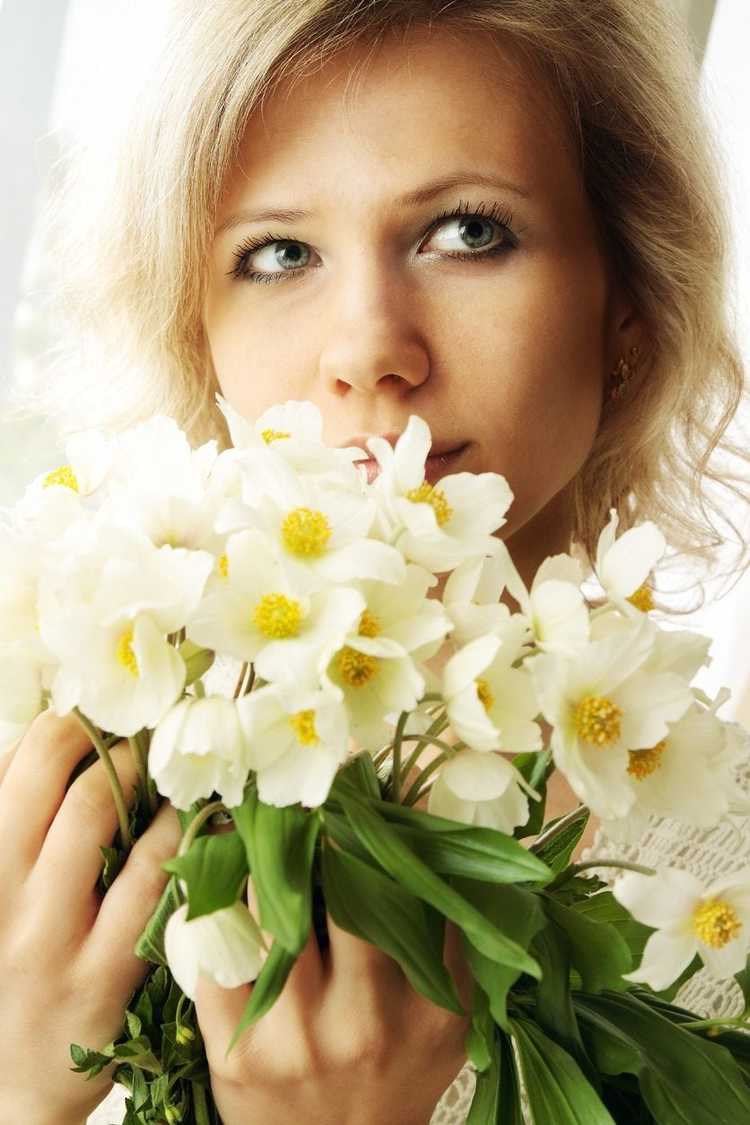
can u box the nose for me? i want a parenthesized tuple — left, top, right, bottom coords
(318, 273, 430, 398)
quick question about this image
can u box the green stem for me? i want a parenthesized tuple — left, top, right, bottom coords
(233, 662, 249, 699)
(128, 732, 159, 817)
(389, 711, 409, 803)
(678, 1014, 750, 1032)
(73, 708, 132, 849)
(402, 749, 453, 807)
(191, 1080, 211, 1125)
(398, 716, 450, 781)
(179, 800, 228, 858)
(570, 859, 658, 877)
(529, 803, 588, 853)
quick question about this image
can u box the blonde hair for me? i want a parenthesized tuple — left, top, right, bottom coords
(9, 0, 750, 607)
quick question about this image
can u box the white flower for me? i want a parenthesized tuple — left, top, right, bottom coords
(236, 684, 350, 807)
(612, 864, 750, 989)
(38, 522, 213, 735)
(234, 465, 406, 594)
(492, 540, 590, 656)
(164, 899, 267, 1001)
(21, 428, 112, 504)
(442, 628, 542, 754)
(366, 415, 514, 572)
(216, 394, 367, 486)
(442, 551, 518, 646)
(594, 508, 666, 617)
(149, 695, 253, 810)
(527, 615, 694, 820)
(0, 648, 44, 755)
(186, 528, 367, 694)
(427, 747, 539, 832)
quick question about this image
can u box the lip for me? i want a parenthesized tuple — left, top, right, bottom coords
(355, 441, 469, 485)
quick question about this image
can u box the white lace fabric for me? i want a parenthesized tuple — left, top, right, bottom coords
(86, 661, 750, 1124)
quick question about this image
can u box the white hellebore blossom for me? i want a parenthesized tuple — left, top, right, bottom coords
(164, 899, 267, 1001)
(366, 415, 514, 572)
(442, 624, 541, 754)
(493, 540, 590, 656)
(593, 507, 666, 617)
(149, 695, 253, 810)
(236, 684, 350, 808)
(528, 615, 694, 821)
(321, 565, 454, 752)
(612, 864, 750, 989)
(428, 747, 539, 833)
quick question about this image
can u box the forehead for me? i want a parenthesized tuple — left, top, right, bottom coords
(220, 24, 582, 217)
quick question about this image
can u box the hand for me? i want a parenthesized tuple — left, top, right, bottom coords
(0, 710, 182, 1123)
(195, 761, 475, 1125)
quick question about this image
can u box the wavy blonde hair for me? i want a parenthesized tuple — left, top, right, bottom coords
(9, 0, 750, 607)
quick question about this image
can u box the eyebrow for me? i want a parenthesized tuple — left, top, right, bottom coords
(214, 170, 532, 238)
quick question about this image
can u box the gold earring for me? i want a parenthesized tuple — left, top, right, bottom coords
(608, 344, 641, 402)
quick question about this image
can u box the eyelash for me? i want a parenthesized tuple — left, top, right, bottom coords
(226, 198, 519, 285)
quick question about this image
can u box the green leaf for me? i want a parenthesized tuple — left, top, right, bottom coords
(179, 639, 215, 685)
(230, 788, 321, 953)
(733, 949, 750, 1013)
(498, 1028, 526, 1124)
(574, 988, 750, 1123)
(531, 921, 596, 1085)
(134, 874, 183, 967)
(533, 806, 590, 877)
(224, 939, 298, 1059)
(543, 894, 633, 993)
(337, 790, 542, 978)
(512, 749, 553, 839)
(511, 1016, 616, 1123)
(450, 877, 547, 1031)
(336, 750, 383, 800)
(387, 819, 552, 885)
(162, 830, 248, 920)
(321, 838, 465, 1016)
(464, 981, 494, 1072)
(465, 1027, 500, 1122)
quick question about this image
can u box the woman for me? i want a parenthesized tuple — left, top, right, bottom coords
(2, 2, 750, 1122)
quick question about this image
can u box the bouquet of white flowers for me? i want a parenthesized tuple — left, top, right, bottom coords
(3, 397, 750, 1124)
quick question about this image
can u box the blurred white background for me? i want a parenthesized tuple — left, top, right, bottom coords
(0, 0, 748, 721)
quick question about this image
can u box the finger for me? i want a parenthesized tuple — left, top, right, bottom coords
(80, 797, 184, 1000)
(0, 709, 94, 874)
(246, 874, 324, 1004)
(324, 908, 404, 1000)
(28, 737, 144, 914)
(0, 734, 23, 788)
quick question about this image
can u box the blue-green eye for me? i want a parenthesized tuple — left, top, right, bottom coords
(227, 198, 519, 285)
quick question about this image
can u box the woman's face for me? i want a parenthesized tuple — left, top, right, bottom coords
(204, 25, 642, 585)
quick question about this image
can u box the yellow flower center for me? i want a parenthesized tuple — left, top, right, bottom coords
(281, 507, 332, 557)
(253, 592, 303, 638)
(261, 428, 291, 443)
(336, 645, 378, 687)
(116, 627, 139, 676)
(289, 709, 319, 746)
(405, 481, 453, 527)
(217, 554, 229, 578)
(358, 609, 381, 637)
(43, 465, 79, 492)
(627, 584, 655, 612)
(692, 897, 742, 949)
(627, 739, 667, 779)
(475, 676, 494, 713)
(574, 694, 622, 747)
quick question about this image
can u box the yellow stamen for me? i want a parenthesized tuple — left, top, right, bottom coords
(627, 739, 667, 779)
(627, 584, 654, 613)
(692, 897, 742, 949)
(43, 465, 79, 492)
(358, 609, 381, 637)
(281, 507, 332, 557)
(289, 709, 319, 746)
(574, 694, 622, 747)
(116, 627, 139, 676)
(405, 481, 453, 526)
(336, 645, 378, 687)
(261, 428, 291, 443)
(475, 676, 494, 714)
(217, 554, 229, 578)
(253, 592, 303, 638)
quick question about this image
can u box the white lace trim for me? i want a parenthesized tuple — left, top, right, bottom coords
(87, 659, 750, 1124)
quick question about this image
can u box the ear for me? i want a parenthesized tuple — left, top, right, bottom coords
(603, 275, 650, 383)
